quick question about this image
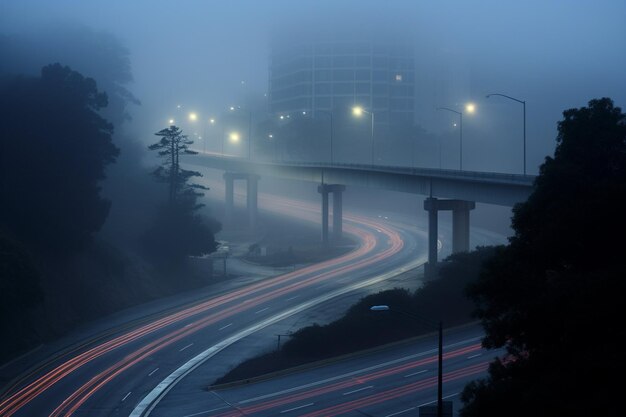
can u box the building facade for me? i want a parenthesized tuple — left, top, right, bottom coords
(269, 37, 415, 126)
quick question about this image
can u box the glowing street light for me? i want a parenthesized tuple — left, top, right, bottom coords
(209, 118, 215, 124)
(188, 112, 198, 122)
(168, 119, 175, 125)
(229, 132, 240, 143)
(229, 106, 253, 159)
(465, 103, 476, 114)
(352, 106, 375, 166)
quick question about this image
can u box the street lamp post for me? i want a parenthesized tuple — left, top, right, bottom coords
(230, 106, 252, 160)
(437, 107, 463, 171)
(370, 305, 444, 417)
(352, 106, 374, 166)
(486, 93, 526, 175)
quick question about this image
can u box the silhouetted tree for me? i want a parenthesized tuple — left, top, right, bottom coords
(461, 98, 626, 417)
(143, 126, 219, 266)
(0, 64, 119, 252)
(0, 233, 43, 360)
(148, 126, 206, 204)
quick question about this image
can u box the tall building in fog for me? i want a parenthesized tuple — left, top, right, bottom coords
(269, 33, 415, 126)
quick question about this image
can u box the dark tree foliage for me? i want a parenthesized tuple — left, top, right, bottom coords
(0, 64, 119, 252)
(143, 126, 219, 265)
(462, 98, 626, 417)
(0, 233, 43, 360)
(148, 126, 206, 205)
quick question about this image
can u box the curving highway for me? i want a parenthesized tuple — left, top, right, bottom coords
(0, 188, 432, 417)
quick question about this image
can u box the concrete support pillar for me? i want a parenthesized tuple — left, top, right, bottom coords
(247, 174, 259, 230)
(332, 186, 344, 242)
(318, 187, 329, 244)
(318, 184, 346, 244)
(223, 172, 260, 231)
(452, 204, 473, 253)
(424, 197, 439, 278)
(424, 197, 475, 278)
(223, 173, 234, 226)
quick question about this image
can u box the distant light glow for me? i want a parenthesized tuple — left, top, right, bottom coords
(395, 74, 402, 81)
(465, 103, 476, 113)
(168, 119, 175, 125)
(268, 133, 273, 139)
(453, 123, 457, 127)
(352, 106, 364, 117)
(176, 104, 181, 109)
(209, 118, 215, 124)
(229, 132, 240, 143)
(229, 106, 236, 111)
(302, 111, 307, 115)
(280, 115, 284, 120)
(188, 112, 198, 121)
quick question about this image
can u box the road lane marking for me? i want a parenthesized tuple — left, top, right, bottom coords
(403, 369, 428, 378)
(286, 296, 299, 301)
(122, 392, 132, 402)
(148, 368, 159, 377)
(384, 393, 459, 417)
(181, 405, 229, 417)
(385, 406, 415, 417)
(131, 257, 430, 417)
(219, 323, 233, 331)
(179, 343, 194, 352)
(255, 307, 269, 314)
(467, 353, 482, 359)
(280, 403, 314, 413)
(238, 336, 480, 405)
(342, 385, 374, 396)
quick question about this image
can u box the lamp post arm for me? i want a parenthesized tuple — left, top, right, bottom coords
(436, 107, 461, 116)
(486, 93, 525, 105)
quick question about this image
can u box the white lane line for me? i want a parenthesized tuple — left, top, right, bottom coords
(342, 385, 374, 396)
(122, 392, 132, 402)
(238, 335, 478, 405)
(180, 405, 230, 417)
(467, 353, 482, 359)
(219, 323, 233, 331)
(286, 296, 299, 301)
(384, 393, 459, 417)
(385, 406, 415, 417)
(279, 403, 314, 413)
(403, 369, 428, 378)
(179, 343, 194, 352)
(255, 307, 269, 314)
(148, 368, 159, 377)
(131, 257, 429, 417)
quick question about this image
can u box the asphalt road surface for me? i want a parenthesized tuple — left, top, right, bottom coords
(159, 324, 497, 417)
(0, 186, 502, 417)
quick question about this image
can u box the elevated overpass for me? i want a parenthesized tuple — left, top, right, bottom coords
(195, 154, 535, 276)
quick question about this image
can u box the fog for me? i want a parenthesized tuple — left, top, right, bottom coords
(2, 3, 626, 413)
(2, 0, 625, 173)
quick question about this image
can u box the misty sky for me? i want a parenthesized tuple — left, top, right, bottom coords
(1, 0, 625, 174)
